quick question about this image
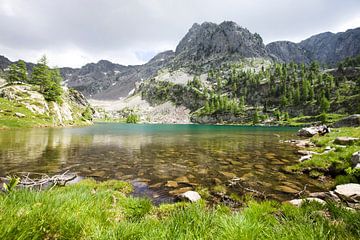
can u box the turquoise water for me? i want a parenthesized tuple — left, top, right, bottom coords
(0, 123, 324, 202)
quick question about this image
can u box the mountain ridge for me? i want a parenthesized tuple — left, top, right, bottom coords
(1, 21, 359, 100)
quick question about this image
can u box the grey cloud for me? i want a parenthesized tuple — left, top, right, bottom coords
(0, 0, 359, 67)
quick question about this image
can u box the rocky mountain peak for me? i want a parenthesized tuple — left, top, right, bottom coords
(174, 21, 268, 67)
(147, 50, 175, 64)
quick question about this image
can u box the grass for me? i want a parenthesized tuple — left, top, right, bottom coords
(0, 98, 53, 129)
(285, 113, 346, 127)
(286, 127, 360, 182)
(0, 179, 360, 239)
(0, 95, 92, 129)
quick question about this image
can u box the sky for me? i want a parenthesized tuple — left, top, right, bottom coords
(0, 0, 360, 68)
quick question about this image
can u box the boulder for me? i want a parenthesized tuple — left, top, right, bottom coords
(297, 125, 330, 137)
(288, 198, 326, 207)
(299, 155, 312, 162)
(333, 114, 360, 128)
(334, 183, 360, 201)
(334, 137, 359, 145)
(351, 151, 360, 167)
(297, 150, 318, 156)
(14, 112, 25, 118)
(309, 191, 341, 202)
(179, 191, 201, 202)
(297, 127, 319, 137)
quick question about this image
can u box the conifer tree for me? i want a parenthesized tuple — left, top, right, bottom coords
(7, 60, 28, 84)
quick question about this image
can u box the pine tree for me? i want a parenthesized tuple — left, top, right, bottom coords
(320, 94, 330, 113)
(7, 60, 28, 84)
(302, 80, 309, 101)
(30, 55, 50, 87)
(252, 110, 259, 125)
(43, 69, 63, 103)
(294, 83, 301, 105)
(31, 56, 63, 103)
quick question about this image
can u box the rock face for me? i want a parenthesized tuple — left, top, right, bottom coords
(62, 51, 175, 100)
(333, 114, 360, 128)
(266, 41, 310, 64)
(174, 21, 269, 68)
(267, 27, 360, 66)
(299, 28, 360, 66)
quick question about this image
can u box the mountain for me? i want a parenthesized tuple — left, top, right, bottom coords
(266, 41, 310, 64)
(172, 21, 269, 68)
(61, 50, 175, 100)
(61, 23, 360, 100)
(1, 22, 359, 101)
(266, 27, 360, 65)
(0, 55, 12, 70)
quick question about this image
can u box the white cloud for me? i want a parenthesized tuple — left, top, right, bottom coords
(0, 0, 359, 67)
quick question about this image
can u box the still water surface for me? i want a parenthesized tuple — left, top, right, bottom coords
(0, 123, 325, 202)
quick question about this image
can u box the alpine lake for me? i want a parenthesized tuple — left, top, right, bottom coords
(0, 123, 326, 203)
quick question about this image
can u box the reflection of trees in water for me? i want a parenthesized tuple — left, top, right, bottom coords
(0, 128, 95, 174)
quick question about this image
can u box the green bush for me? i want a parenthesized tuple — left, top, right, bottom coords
(126, 114, 139, 123)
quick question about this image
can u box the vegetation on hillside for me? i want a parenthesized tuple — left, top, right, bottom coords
(0, 56, 93, 129)
(1, 179, 359, 240)
(6, 56, 63, 103)
(140, 59, 360, 124)
(126, 113, 140, 123)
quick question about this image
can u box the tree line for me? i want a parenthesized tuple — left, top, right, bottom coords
(5, 56, 63, 103)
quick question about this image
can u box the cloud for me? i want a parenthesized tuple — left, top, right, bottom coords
(0, 0, 359, 67)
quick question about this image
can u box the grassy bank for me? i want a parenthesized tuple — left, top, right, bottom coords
(0, 179, 359, 239)
(0, 97, 92, 129)
(0, 98, 53, 129)
(286, 127, 360, 183)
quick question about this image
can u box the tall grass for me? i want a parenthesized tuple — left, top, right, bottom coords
(0, 179, 359, 239)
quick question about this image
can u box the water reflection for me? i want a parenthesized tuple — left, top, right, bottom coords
(0, 123, 325, 201)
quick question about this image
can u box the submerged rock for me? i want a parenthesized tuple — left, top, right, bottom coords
(169, 187, 192, 195)
(288, 198, 326, 207)
(179, 191, 201, 202)
(165, 181, 178, 188)
(275, 185, 299, 194)
(175, 176, 190, 183)
(219, 171, 237, 178)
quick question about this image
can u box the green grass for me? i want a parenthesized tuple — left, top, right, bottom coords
(0, 96, 92, 129)
(0, 98, 53, 129)
(286, 127, 360, 180)
(0, 179, 359, 239)
(285, 113, 346, 127)
(94, 118, 127, 123)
